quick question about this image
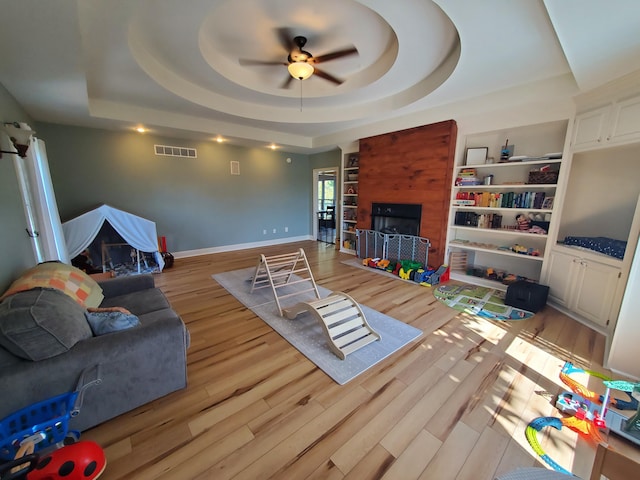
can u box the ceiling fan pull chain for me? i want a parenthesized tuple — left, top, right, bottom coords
(300, 80, 303, 112)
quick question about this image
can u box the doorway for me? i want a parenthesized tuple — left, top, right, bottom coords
(313, 168, 338, 245)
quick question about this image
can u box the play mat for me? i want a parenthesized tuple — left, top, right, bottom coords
(433, 284, 534, 321)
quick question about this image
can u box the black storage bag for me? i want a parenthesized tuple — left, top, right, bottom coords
(505, 280, 549, 313)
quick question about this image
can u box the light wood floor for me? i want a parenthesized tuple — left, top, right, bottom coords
(83, 240, 639, 479)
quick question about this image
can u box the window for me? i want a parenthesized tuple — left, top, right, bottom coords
(317, 173, 336, 211)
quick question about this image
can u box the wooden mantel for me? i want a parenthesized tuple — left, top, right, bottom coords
(357, 120, 457, 267)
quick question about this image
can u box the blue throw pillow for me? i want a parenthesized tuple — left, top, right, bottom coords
(85, 311, 140, 336)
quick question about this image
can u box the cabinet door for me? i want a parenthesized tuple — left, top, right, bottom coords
(608, 94, 640, 146)
(545, 250, 578, 307)
(572, 106, 610, 151)
(572, 259, 620, 328)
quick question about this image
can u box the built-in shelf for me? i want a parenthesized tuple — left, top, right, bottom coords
(449, 240, 545, 260)
(453, 206, 552, 213)
(341, 152, 360, 254)
(455, 184, 556, 190)
(451, 225, 548, 238)
(449, 271, 508, 291)
(446, 119, 569, 287)
(454, 158, 562, 171)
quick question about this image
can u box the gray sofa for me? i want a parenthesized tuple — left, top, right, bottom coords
(0, 274, 189, 432)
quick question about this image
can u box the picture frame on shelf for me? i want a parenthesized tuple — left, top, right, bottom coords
(465, 147, 488, 166)
(348, 155, 359, 167)
(542, 196, 554, 210)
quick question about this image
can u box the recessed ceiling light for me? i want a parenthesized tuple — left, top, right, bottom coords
(136, 127, 146, 133)
(269, 144, 278, 150)
(215, 136, 224, 143)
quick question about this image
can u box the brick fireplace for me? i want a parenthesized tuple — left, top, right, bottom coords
(356, 120, 457, 267)
(370, 202, 422, 236)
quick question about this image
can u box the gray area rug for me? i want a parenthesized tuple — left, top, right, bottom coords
(212, 267, 423, 385)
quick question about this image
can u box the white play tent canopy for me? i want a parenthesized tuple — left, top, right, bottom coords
(63, 204, 164, 271)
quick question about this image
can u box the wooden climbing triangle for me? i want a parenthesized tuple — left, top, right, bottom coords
(250, 248, 320, 316)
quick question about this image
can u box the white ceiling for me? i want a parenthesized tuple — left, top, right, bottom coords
(1, 0, 639, 153)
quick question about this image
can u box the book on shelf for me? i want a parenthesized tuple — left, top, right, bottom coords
(455, 190, 547, 209)
(455, 177, 481, 186)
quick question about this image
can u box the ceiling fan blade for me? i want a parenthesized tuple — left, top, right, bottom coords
(312, 46, 358, 64)
(239, 58, 288, 66)
(275, 27, 295, 51)
(313, 68, 344, 85)
(280, 74, 295, 89)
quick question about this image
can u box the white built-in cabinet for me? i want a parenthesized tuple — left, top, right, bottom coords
(549, 70, 640, 376)
(545, 246, 622, 330)
(571, 93, 640, 151)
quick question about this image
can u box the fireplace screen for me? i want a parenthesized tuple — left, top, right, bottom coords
(371, 203, 422, 236)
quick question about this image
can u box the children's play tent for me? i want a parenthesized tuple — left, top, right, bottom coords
(62, 204, 165, 272)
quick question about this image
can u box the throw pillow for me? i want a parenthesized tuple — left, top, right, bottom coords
(84, 311, 140, 336)
(0, 288, 93, 361)
(0, 262, 104, 308)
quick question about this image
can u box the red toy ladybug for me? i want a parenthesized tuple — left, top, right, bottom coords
(27, 441, 106, 480)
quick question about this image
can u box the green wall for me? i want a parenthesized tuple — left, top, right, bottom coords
(0, 84, 36, 292)
(35, 122, 340, 255)
(1, 81, 341, 291)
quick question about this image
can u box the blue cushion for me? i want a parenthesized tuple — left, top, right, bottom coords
(563, 236, 627, 259)
(84, 311, 140, 336)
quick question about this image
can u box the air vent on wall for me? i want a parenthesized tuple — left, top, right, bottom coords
(154, 144, 197, 158)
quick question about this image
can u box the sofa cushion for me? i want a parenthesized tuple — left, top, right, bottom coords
(99, 288, 170, 316)
(85, 310, 140, 336)
(0, 288, 93, 361)
(0, 262, 104, 308)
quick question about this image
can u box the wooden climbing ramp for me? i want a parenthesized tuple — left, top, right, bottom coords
(283, 292, 381, 360)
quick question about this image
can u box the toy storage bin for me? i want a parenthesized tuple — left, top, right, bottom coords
(0, 365, 101, 461)
(527, 171, 559, 184)
(505, 280, 549, 312)
(0, 391, 79, 460)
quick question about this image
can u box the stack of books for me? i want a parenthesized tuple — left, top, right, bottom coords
(455, 168, 481, 186)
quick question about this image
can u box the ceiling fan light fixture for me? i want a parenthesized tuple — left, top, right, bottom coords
(287, 61, 314, 80)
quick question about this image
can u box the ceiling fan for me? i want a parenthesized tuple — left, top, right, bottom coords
(239, 28, 358, 88)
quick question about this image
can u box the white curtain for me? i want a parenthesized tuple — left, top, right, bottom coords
(25, 138, 69, 263)
(2, 127, 68, 264)
(62, 205, 164, 271)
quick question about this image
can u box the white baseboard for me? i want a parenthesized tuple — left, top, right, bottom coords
(546, 300, 609, 336)
(172, 235, 314, 259)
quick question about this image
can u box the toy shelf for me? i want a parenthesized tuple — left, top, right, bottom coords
(449, 240, 545, 261)
(449, 271, 509, 291)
